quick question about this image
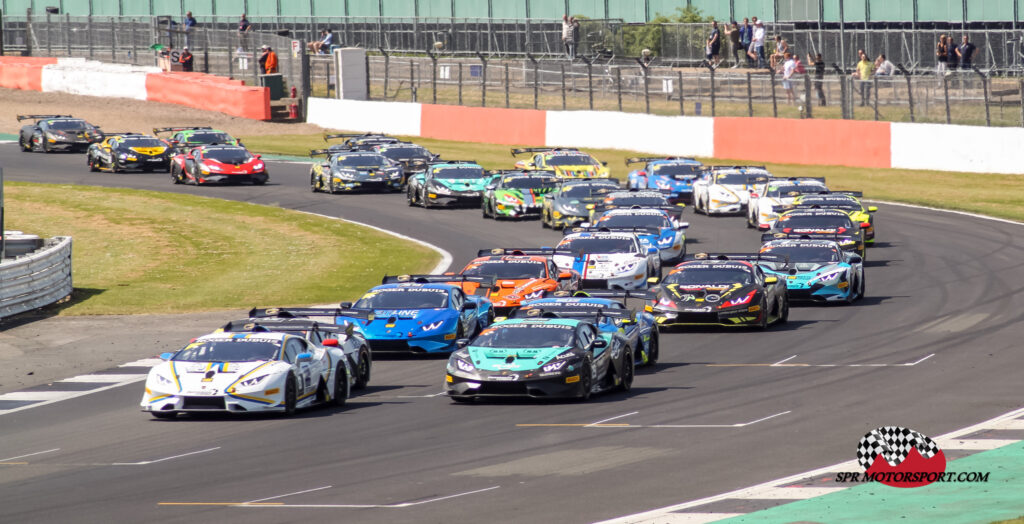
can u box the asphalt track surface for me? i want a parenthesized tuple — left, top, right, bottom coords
(2, 145, 1023, 524)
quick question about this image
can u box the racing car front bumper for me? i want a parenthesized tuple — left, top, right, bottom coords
(118, 157, 170, 170)
(707, 200, 744, 215)
(46, 139, 93, 152)
(198, 172, 269, 185)
(785, 281, 854, 302)
(365, 332, 457, 354)
(580, 271, 650, 290)
(653, 306, 763, 327)
(332, 179, 402, 192)
(494, 203, 543, 218)
(426, 191, 482, 206)
(446, 370, 587, 399)
(141, 391, 285, 414)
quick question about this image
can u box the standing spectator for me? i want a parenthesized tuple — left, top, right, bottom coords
(853, 49, 873, 106)
(947, 35, 958, 66)
(707, 20, 721, 68)
(936, 35, 949, 76)
(809, 52, 826, 106)
(258, 45, 278, 74)
(561, 15, 578, 60)
(874, 53, 894, 76)
(179, 46, 194, 72)
(739, 18, 753, 66)
(781, 52, 797, 104)
(769, 35, 789, 70)
(724, 21, 741, 68)
(183, 11, 197, 49)
(750, 19, 766, 69)
(238, 13, 252, 49)
(956, 35, 977, 69)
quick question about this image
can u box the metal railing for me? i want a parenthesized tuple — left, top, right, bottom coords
(0, 236, 73, 320)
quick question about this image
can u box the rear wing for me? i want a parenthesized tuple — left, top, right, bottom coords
(709, 165, 767, 171)
(587, 203, 685, 219)
(625, 156, 696, 165)
(566, 226, 664, 237)
(510, 147, 580, 156)
(102, 131, 142, 137)
(687, 252, 790, 265)
(17, 114, 72, 121)
(152, 126, 211, 135)
(381, 274, 496, 287)
(487, 169, 558, 177)
(477, 247, 557, 257)
(323, 132, 392, 141)
(761, 231, 858, 244)
(821, 190, 864, 197)
(248, 307, 374, 321)
(512, 305, 635, 321)
(555, 289, 656, 301)
(221, 318, 359, 339)
(428, 159, 479, 166)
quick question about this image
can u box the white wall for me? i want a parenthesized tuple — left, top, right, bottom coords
(306, 98, 421, 136)
(545, 110, 715, 158)
(891, 122, 1024, 175)
(41, 61, 154, 100)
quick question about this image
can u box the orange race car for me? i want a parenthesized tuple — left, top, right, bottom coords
(452, 249, 581, 314)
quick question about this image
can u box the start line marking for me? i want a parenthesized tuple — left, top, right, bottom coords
(708, 353, 935, 368)
(517, 410, 791, 429)
(160, 485, 501, 509)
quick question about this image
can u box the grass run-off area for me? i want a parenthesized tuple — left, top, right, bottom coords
(4, 183, 439, 315)
(241, 133, 1024, 223)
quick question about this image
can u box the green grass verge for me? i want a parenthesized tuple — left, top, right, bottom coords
(240, 133, 1024, 223)
(5, 182, 439, 315)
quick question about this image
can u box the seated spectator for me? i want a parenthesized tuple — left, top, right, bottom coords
(874, 54, 895, 76)
(308, 29, 333, 54)
(770, 35, 788, 70)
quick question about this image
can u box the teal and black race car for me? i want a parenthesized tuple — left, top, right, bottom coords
(481, 170, 559, 220)
(445, 316, 633, 402)
(406, 160, 488, 208)
(541, 178, 621, 229)
(758, 239, 865, 303)
(309, 149, 403, 193)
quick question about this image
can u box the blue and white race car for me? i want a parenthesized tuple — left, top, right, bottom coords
(747, 177, 829, 230)
(553, 229, 661, 290)
(692, 166, 770, 215)
(346, 275, 493, 353)
(587, 207, 689, 264)
(626, 156, 704, 204)
(758, 239, 865, 303)
(518, 289, 659, 366)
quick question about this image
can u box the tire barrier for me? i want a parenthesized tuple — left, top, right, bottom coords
(0, 236, 73, 320)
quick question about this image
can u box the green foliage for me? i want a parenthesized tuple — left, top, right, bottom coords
(621, 5, 713, 57)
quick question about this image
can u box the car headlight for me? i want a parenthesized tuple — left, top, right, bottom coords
(542, 360, 568, 373)
(335, 170, 357, 180)
(502, 194, 521, 204)
(615, 260, 642, 272)
(388, 169, 401, 178)
(559, 204, 580, 215)
(422, 320, 445, 331)
(239, 374, 269, 388)
(522, 290, 545, 300)
(153, 373, 174, 387)
(456, 359, 475, 372)
(811, 269, 845, 284)
(431, 183, 453, 195)
(252, 162, 265, 171)
(719, 290, 756, 309)
(200, 163, 222, 172)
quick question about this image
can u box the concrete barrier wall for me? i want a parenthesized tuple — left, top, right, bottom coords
(714, 117, 892, 169)
(546, 110, 714, 157)
(307, 98, 422, 136)
(890, 122, 1024, 174)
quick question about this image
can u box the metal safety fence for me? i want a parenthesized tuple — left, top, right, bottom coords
(0, 236, 72, 320)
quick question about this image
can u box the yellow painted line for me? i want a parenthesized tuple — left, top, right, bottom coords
(158, 502, 284, 506)
(515, 423, 633, 427)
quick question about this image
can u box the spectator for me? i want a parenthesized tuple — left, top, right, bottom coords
(781, 52, 797, 104)
(936, 35, 949, 76)
(770, 35, 788, 70)
(183, 11, 196, 48)
(749, 19, 766, 68)
(562, 15, 579, 60)
(706, 20, 721, 68)
(238, 13, 252, 49)
(309, 29, 333, 54)
(739, 18, 752, 66)
(853, 49, 873, 106)
(258, 45, 278, 74)
(809, 52, 826, 106)
(947, 35, 958, 66)
(179, 46, 194, 72)
(724, 21, 741, 68)
(956, 35, 977, 69)
(874, 53, 894, 76)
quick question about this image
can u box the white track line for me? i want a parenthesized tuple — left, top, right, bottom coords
(60, 374, 146, 382)
(112, 447, 219, 466)
(586, 411, 639, 427)
(0, 377, 149, 416)
(234, 485, 501, 509)
(771, 355, 797, 366)
(245, 485, 333, 503)
(0, 448, 60, 462)
(903, 353, 935, 366)
(935, 438, 1019, 450)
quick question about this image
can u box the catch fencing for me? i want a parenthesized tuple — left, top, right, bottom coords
(0, 236, 72, 320)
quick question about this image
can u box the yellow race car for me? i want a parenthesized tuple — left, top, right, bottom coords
(511, 147, 610, 179)
(787, 192, 877, 244)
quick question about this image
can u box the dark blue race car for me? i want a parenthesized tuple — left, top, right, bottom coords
(626, 156, 704, 204)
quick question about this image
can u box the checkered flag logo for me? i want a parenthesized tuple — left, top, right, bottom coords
(857, 426, 942, 470)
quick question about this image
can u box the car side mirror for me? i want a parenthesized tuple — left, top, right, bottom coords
(322, 338, 340, 347)
(757, 224, 771, 231)
(867, 206, 878, 212)
(601, 161, 608, 166)
(764, 276, 779, 284)
(592, 338, 608, 348)
(849, 255, 863, 264)
(455, 338, 470, 348)
(558, 271, 574, 280)
(296, 352, 313, 363)
(676, 222, 690, 230)
(647, 247, 658, 255)
(339, 301, 353, 308)
(255, 154, 262, 159)
(159, 352, 173, 360)
(485, 184, 496, 190)
(463, 302, 478, 310)
(647, 277, 659, 284)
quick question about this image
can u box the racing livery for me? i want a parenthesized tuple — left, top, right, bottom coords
(406, 161, 488, 207)
(626, 156, 704, 204)
(323, 132, 401, 151)
(87, 133, 172, 172)
(481, 170, 559, 219)
(588, 207, 688, 263)
(445, 316, 632, 401)
(747, 177, 829, 229)
(649, 254, 789, 329)
(541, 178, 621, 229)
(18, 114, 102, 153)
(153, 126, 240, 153)
(368, 141, 438, 184)
(140, 331, 350, 418)
(512, 147, 610, 178)
(309, 149, 403, 193)
(460, 250, 579, 314)
(170, 144, 268, 185)
(762, 208, 868, 257)
(787, 192, 878, 244)
(554, 229, 660, 290)
(693, 166, 770, 215)
(759, 239, 865, 303)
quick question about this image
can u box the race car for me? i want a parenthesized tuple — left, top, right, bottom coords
(86, 132, 172, 172)
(240, 307, 375, 389)
(323, 132, 401, 151)
(648, 253, 789, 329)
(626, 157, 704, 204)
(140, 331, 351, 418)
(692, 166, 771, 215)
(541, 178, 621, 229)
(758, 239, 865, 303)
(309, 149, 403, 193)
(18, 114, 102, 153)
(786, 192, 878, 244)
(587, 190, 683, 223)
(170, 144, 268, 185)
(444, 316, 632, 401)
(587, 207, 688, 264)
(553, 229, 661, 290)
(368, 141, 439, 184)
(518, 289, 659, 366)
(459, 249, 579, 314)
(153, 126, 240, 153)
(746, 177, 829, 229)
(481, 170, 559, 219)
(345, 275, 493, 353)
(761, 208, 868, 258)
(512, 147, 610, 178)
(406, 160, 488, 207)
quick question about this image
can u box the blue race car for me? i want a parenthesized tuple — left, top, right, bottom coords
(344, 275, 494, 353)
(758, 239, 865, 303)
(518, 289, 659, 366)
(587, 207, 689, 264)
(626, 156, 704, 204)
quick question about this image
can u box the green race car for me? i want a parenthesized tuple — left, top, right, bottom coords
(406, 161, 489, 208)
(481, 170, 559, 220)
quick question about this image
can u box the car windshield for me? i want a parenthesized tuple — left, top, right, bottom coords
(503, 177, 557, 189)
(715, 173, 755, 185)
(122, 138, 165, 148)
(653, 164, 702, 178)
(379, 146, 429, 159)
(204, 148, 252, 163)
(800, 198, 860, 210)
(608, 196, 668, 207)
(547, 154, 597, 166)
(562, 184, 617, 198)
(664, 267, 753, 286)
(765, 184, 816, 197)
(354, 289, 449, 309)
(462, 261, 546, 279)
(471, 324, 575, 348)
(48, 120, 90, 131)
(761, 245, 840, 264)
(561, 237, 636, 255)
(188, 131, 234, 144)
(434, 166, 484, 179)
(336, 155, 389, 168)
(173, 339, 281, 362)
(599, 214, 670, 229)
(779, 214, 854, 230)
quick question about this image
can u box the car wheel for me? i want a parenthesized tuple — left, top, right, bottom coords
(171, 165, 182, 184)
(645, 331, 659, 366)
(332, 363, 349, 407)
(354, 347, 371, 390)
(779, 297, 789, 323)
(253, 176, 267, 186)
(150, 411, 176, 419)
(111, 160, 120, 174)
(617, 350, 634, 392)
(541, 210, 551, 228)
(406, 186, 416, 206)
(577, 359, 593, 401)
(757, 297, 769, 329)
(857, 273, 866, 300)
(481, 200, 490, 218)
(19, 135, 31, 152)
(421, 190, 432, 208)
(311, 173, 320, 192)
(89, 156, 100, 172)
(283, 374, 297, 416)
(40, 136, 49, 153)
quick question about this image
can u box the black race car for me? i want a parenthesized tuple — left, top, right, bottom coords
(323, 132, 401, 151)
(18, 114, 102, 153)
(761, 208, 868, 258)
(87, 133, 172, 173)
(648, 253, 789, 329)
(540, 178, 621, 229)
(368, 141, 438, 184)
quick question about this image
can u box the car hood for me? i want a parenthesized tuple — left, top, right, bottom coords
(151, 360, 284, 394)
(433, 178, 488, 191)
(357, 308, 454, 333)
(495, 188, 553, 206)
(658, 282, 754, 306)
(466, 345, 572, 371)
(552, 165, 605, 178)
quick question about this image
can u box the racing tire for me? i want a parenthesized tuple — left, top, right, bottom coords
(778, 298, 790, 323)
(150, 411, 176, 419)
(857, 273, 866, 301)
(576, 359, 593, 401)
(541, 210, 551, 228)
(645, 331, 660, 366)
(353, 347, 371, 390)
(170, 165, 182, 184)
(420, 189, 432, 209)
(311, 173, 320, 192)
(283, 374, 298, 416)
(19, 135, 31, 152)
(617, 350, 634, 393)
(757, 297, 769, 330)
(110, 160, 120, 174)
(332, 363, 349, 407)
(40, 137, 49, 153)
(253, 178, 266, 186)
(481, 200, 490, 218)
(88, 156, 100, 173)
(406, 187, 416, 206)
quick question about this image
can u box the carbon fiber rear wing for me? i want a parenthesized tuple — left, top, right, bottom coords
(324, 132, 393, 141)
(686, 252, 790, 265)
(761, 232, 859, 244)
(102, 131, 143, 137)
(221, 318, 359, 338)
(477, 247, 557, 257)
(625, 156, 696, 165)
(822, 190, 864, 197)
(380, 274, 496, 287)
(512, 305, 634, 321)
(555, 289, 656, 301)
(17, 114, 72, 121)
(248, 307, 374, 321)
(152, 126, 211, 134)
(487, 169, 558, 177)
(564, 226, 664, 237)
